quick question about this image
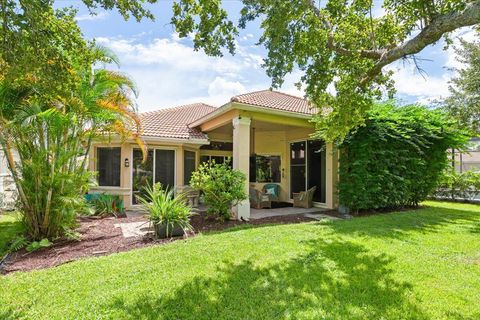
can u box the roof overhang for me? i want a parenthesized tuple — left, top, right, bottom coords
(189, 102, 313, 129)
(93, 135, 210, 146)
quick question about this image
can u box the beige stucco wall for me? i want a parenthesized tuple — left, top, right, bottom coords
(89, 141, 202, 208)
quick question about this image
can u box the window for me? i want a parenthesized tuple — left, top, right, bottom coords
(184, 151, 196, 185)
(200, 155, 232, 167)
(97, 147, 121, 186)
(155, 149, 175, 188)
(250, 155, 281, 183)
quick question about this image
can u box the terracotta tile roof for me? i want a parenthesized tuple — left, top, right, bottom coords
(231, 90, 316, 115)
(140, 103, 215, 140)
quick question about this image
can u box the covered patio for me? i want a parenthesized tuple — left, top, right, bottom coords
(189, 91, 339, 221)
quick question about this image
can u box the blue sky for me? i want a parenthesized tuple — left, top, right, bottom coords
(66, 1, 476, 112)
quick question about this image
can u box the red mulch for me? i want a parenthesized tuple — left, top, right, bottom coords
(1, 211, 318, 275)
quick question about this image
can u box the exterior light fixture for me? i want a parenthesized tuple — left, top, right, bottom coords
(124, 158, 130, 168)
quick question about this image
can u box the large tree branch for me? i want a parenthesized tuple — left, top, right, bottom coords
(362, 1, 480, 84)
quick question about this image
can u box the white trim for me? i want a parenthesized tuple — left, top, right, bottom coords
(94, 135, 209, 146)
(189, 102, 312, 128)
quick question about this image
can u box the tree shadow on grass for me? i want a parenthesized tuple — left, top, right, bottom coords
(108, 237, 428, 320)
(322, 204, 480, 240)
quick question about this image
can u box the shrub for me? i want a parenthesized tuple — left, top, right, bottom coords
(436, 169, 480, 200)
(338, 103, 469, 213)
(136, 183, 193, 238)
(88, 194, 125, 217)
(190, 160, 247, 220)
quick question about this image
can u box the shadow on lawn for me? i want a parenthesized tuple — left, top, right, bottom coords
(108, 237, 428, 320)
(320, 204, 480, 240)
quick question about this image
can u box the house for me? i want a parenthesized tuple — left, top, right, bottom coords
(0, 148, 16, 211)
(89, 90, 338, 220)
(453, 137, 480, 172)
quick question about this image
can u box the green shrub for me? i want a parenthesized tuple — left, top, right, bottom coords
(190, 160, 247, 220)
(338, 103, 469, 213)
(136, 183, 193, 238)
(91, 194, 124, 217)
(436, 169, 480, 200)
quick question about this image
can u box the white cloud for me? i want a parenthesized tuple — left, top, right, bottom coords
(208, 77, 246, 98)
(95, 35, 278, 111)
(76, 12, 109, 22)
(389, 62, 451, 102)
(96, 37, 243, 73)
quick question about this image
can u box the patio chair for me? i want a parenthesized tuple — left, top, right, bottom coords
(175, 185, 200, 207)
(293, 186, 317, 208)
(249, 187, 271, 209)
(262, 183, 280, 201)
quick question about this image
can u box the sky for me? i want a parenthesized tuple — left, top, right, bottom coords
(65, 1, 477, 112)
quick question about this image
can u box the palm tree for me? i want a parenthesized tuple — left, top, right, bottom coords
(0, 47, 144, 240)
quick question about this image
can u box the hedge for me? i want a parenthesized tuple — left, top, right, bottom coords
(338, 103, 469, 213)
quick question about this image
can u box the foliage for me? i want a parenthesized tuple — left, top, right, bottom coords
(7, 235, 28, 253)
(0, 2, 144, 241)
(444, 35, 480, 134)
(0, 213, 24, 256)
(90, 194, 125, 217)
(436, 169, 480, 201)
(338, 103, 469, 212)
(75, 0, 480, 141)
(26, 238, 52, 253)
(136, 183, 193, 238)
(190, 160, 247, 220)
(1, 201, 480, 319)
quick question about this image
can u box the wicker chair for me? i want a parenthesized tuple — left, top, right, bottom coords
(262, 183, 280, 202)
(293, 186, 317, 208)
(249, 187, 271, 209)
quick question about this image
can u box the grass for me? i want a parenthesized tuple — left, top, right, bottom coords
(0, 212, 23, 257)
(1, 201, 480, 319)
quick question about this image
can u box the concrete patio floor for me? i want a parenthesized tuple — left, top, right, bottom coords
(250, 206, 339, 220)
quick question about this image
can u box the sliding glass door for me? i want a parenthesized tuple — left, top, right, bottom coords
(307, 140, 326, 203)
(132, 148, 175, 204)
(132, 149, 153, 205)
(290, 140, 326, 203)
(290, 141, 306, 198)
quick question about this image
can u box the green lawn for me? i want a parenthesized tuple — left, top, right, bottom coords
(1, 201, 480, 320)
(0, 212, 23, 257)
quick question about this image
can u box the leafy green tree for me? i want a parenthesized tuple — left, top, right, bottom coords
(445, 35, 480, 134)
(76, 0, 480, 141)
(190, 160, 247, 221)
(338, 102, 469, 212)
(0, 1, 143, 240)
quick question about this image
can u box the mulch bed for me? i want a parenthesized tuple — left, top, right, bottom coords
(1, 211, 318, 275)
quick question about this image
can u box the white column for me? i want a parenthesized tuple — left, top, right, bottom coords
(232, 116, 251, 220)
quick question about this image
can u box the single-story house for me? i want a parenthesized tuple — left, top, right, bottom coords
(89, 90, 339, 220)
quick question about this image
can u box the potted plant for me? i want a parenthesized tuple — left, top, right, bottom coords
(137, 183, 193, 238)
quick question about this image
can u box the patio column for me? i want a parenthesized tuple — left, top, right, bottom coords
(232, 116, 251, 220)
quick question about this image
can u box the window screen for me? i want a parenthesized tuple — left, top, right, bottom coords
(97, 147, 121, 186)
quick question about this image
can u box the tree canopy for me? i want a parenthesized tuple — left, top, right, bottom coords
(445, 35, 480, 134)
(0, 1, 143, 240)
(77, 0, 480, 141)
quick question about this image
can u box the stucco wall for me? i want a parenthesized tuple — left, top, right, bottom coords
(0, 148, 17, 211)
